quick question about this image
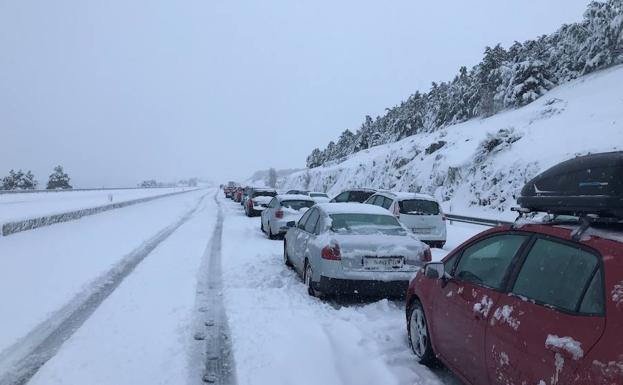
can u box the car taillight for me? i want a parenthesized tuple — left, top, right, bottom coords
(422, 247, 432, 262)
(321, 244, 341, 260)
(275, 210, 284, 219)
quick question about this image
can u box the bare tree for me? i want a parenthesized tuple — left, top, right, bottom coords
(266, 168, 278, 188)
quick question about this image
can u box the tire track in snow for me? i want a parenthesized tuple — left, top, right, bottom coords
(0, 192, 211, 385)
(190, 194, 236, 385)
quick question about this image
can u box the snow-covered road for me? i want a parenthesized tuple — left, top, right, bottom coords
(1, 191, 487, 385)
(219, 196, 472, 385)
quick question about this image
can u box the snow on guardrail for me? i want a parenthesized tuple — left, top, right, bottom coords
(1, 189, 199, 236)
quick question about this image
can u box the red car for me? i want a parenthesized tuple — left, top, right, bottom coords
(406, 152, 623, 385)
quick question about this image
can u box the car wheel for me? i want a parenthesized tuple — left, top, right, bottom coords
(407, 300, 436, 366)
(268, 224, 277, 240)
(283, 242, 293, 267)
(304, 261, 319, 297)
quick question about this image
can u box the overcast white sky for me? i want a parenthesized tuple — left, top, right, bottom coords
(0, 0, 591, 187)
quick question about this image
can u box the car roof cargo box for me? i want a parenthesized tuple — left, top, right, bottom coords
(518, 151, 623, 218)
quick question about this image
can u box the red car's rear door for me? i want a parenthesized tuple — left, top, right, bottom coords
(485, 236, 606, 385)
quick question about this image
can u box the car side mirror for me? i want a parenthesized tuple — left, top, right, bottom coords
(424, 262, 445, 279)
(286, 221, 296, 228)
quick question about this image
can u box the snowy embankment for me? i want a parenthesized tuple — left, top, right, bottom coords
(0, 187, 198, 235)
(282, 65, 623, 220)
(0, 189, 209, 367)
(219, 196, 472, 385)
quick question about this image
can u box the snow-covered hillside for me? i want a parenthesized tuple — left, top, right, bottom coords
(282, 65, 623, 219)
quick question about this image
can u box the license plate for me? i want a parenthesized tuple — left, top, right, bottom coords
(413, 228, 432, 234)
(363, 257, 404, 270)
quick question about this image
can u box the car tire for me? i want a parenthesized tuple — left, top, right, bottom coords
(304, 261, 319, 297)
(283, 242, 293, 267)
(407, 299, 436, 366)
(268, 225, 276, 240)
(260, 220, 265, 233)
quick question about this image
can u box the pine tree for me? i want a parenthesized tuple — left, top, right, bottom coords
(46, 165, 72, 190)
(504, 59, 555, 107)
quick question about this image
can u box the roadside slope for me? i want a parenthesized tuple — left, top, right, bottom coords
(282, 65, 623, 219)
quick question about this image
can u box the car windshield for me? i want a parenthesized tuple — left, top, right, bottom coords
(252, 191, 276, 198)
(329, 213, 406, 235)
(310, 193, 328, 198)
(349, 191, 375, 203)
(399, 199, 440, 215)
(281, 200, 315, 211)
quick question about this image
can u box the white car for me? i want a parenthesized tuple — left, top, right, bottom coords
(261, 195, 316, 239)
(283, 203, 431, 298)
(364, 191, 446, 248)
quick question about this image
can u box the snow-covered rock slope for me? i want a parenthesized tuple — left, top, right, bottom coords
(282, 65, 623, 219)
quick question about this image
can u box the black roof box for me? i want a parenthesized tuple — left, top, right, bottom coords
(517, 151, 623, 218)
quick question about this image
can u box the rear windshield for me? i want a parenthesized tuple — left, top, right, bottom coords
(310, 193, 328, 198)
(399, 199, 440, 215)
(252, 191, 277, 198)
(287, 190, 309, 195)
(329, 213, 405, 235)
(281, 200, 315, 210)
(349, 191, 375, 203)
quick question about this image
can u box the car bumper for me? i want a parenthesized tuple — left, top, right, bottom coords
(317, 276, 409, 297)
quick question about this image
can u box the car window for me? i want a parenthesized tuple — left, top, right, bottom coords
(333, 192, 349, 202)
(253, 190, 277, 198)
(298, 209, 312, 229)
(454, 234, 527, 290)
(512, 239, 601, 313)
(381, 197, 392, 209)
(268, 198, 278, 208)
(281, 200, 315, 211)
(579, 270, 605, 314)
(304, 209, 320, 233)
(329, 213, 405, 235)
(368, 195, 381, 206)
(399, 199, 440, 215)
(444, 254, 459, 276)
(310, 193, 328, 198)
(349, 191, 375, 203)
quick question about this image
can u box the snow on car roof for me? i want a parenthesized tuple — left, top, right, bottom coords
(315, 202, 393, 215)
(277, 194, 315, 201)
(376, 191, 438, 202)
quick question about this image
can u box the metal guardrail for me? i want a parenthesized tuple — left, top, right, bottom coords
(445, 214, 513, 227)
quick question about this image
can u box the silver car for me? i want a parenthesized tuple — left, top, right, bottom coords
(365, 192, 447, 248)
(261, 194, 316, 239)
(283, 203, 431, 298)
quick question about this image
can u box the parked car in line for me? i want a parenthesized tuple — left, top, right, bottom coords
(244, 188, 277, 217)
(260, 194, 315, 239)
(284, 203, 431, 298)
(232, 186, 244, 202)
(308, 192, 330, 203)
(241, 186, 252, 206)
(365, 191, 446, 248)
(406, 152, 623, 385)
(330, 188, 377, 203)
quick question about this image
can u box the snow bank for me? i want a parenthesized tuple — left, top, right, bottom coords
(2, 189, 196, 236)
(282, 65, 623, 219)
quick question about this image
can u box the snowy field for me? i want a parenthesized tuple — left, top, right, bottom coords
(0, 190, 488, 385)
(0, 187, 196, 222)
